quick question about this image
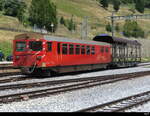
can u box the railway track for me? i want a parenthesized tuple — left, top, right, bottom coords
(0, 65, 14, 70)
(138, 62, 150, 67)
(0, 72, 21, 78)
(0, 62, 149, 78)
(1, 70, 150, 91)
(0, 75, 29, 84)
(0, 62, 13, 69)
(77, 91, 150, 112)
(0, 71, 150, 104)
(0, 63, 20, 77)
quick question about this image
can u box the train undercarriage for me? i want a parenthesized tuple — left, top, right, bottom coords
(20, 60, 140, 77)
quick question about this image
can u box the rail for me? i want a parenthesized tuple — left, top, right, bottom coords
(0, 70, 150, 104)
(77, 91, 150, 112)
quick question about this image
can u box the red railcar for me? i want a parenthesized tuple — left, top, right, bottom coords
(13, 33, 112, 76)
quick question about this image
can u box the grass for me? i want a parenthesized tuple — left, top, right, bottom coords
(0, 41, 12, 57)
(141, 58, 150, 62)
(0, 30, 22, 57)
(52, 0, 91, 18)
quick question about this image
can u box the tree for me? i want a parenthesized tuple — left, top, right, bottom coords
(4, 0, 19, 16)
(135, 0, 145, 13)
(115, 23, 120, 32)
(99, 0, 109, 9)
(29, 0, 58, 32)
(113, 0, 121, 12)
(17, 1, 27, 22)
(119, 0, 134, 4)
(60, 16, 65, 25)
(105, 23, 120, 32)
(68, 18, 74, 31)
(0, 0, 3, 11)
(3, 0, 27, 22)
(144, 0, 150, 9)
(106, 23, 112, 32)
(66, 17, 76, 31)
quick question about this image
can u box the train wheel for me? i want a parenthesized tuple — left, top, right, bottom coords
(21, 67, 32, 75)
(51, 71, 58, 76)
(43, 70, 51, 77)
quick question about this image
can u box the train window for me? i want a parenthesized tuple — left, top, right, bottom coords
(69, 44, 74, 55)
(101, 47, 104, 53)
(81, 45, 85, 54)
(76, 45, 80, 55)
(86, 46, 90, 55)
(91, 46, 95, 55)
(106, 47, 109, 53)
(47, 42, 52, 51)
(29, 41, 42, 51)
(57, 43, 60, 54)
(62, 44, 68, 55)
(16, 42, 26, 52)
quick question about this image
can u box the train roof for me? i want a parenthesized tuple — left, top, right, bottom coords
(44, 35, 110, 46)
(15, 33, 44, 40)
(14, 33, 110, 46)
(93, 34, 141, 46)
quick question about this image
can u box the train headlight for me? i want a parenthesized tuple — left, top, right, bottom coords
(42, 62, 46, 67)
(37, 56, 42, 60)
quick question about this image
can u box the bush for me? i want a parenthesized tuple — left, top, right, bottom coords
(0, 0, 3, 11)
(3, 0, 27, 21)
(135, 0, 145, 13)
(123, 20, 145, 38)
(106, 23, 112, 32)
(106, 23, 120, 32)
(99, 0, 109, 9)
(60, 16, 65, 25)
(61, 16, 76, 32)
(115, 23, 120, 32)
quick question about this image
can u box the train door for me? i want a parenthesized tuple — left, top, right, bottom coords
(57, 42, 62, 66)
(46, 42, 58, 66)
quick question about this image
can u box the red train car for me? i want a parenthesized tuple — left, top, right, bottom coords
(13, 33, 112, 76)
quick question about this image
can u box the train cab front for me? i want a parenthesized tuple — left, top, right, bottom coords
(13, 38, 44, 75)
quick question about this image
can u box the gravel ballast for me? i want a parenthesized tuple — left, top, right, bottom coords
(0, 67, 150, 112)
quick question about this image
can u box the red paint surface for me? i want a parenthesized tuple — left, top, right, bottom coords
(13, 38, 112, 68)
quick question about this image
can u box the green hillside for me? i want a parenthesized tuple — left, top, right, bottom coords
(51, 0, 150, 39)
(0, 0, 150, 58)
(0, 0, 150, 39)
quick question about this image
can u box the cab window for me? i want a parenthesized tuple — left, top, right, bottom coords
(16, 42, 26, 52)
(29, 41, 43, 51)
